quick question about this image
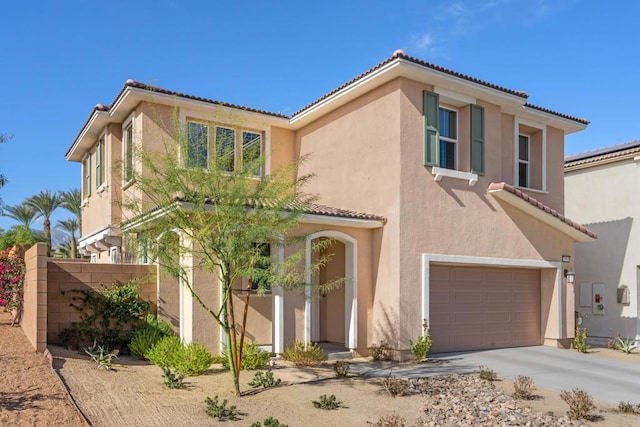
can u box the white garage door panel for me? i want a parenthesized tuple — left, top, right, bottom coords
(430, 265, 541, 353)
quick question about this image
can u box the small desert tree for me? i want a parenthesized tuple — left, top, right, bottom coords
(122, 122, 341, 395)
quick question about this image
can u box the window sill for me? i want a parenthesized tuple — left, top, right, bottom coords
(81, 198, 89, 208)
(122, 179, 135, 191)
(97, 183, 109, 194)
(234, 290, 273, 296)
(514, 186, 548, 195)
(431, 167, 478, 186)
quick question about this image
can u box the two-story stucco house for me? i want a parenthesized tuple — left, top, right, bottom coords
(65, 50, 595, 358)
(565, 141, 640, 343)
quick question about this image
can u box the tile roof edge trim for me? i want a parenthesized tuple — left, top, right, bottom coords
(488, 182, 597, 242)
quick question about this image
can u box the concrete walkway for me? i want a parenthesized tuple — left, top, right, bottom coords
(352, 346, 640, 404)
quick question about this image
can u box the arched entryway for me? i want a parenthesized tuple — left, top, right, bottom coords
(305, 231, 357, 350)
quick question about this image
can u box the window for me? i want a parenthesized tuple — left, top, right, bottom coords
(518, 134, 529, 187)
(186, 122, 208, 168)
(110, 247, 120, 264)
(96, 138, 104, 188)
(90, 253, 98, 263)
(215, 126, 235, 172)
(123, 123, 134, 183)
(242, 131, 262, 176)
(423, 91, 484, 173)
(83, 154, 91, 198)
(438, 108, 457, 169)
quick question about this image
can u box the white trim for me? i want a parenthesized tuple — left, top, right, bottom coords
(421, 253, 560, 325)
(514, 118, 547, 192)
(433, 86, 476, 106)
(179, 231, 193, 344)
(272, 238, 285, 354)
(300, 213, 384, 229)
(551, 261, 563, 337)
(305, 230, 358, 349)
(431, 167, 478, 186)
(122, 114, 135, 187)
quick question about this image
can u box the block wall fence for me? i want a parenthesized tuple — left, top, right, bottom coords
(21, 243, 157, 352)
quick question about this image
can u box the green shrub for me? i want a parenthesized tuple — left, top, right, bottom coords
(573, 327, 590, 353)
(129, 326, 166, 360)
(251, 417, 288, 427)
(162, 367, 186, 389)
(312, 394, 343, 410)
(282, 341, 325, 367)
(560, 388, 595, 420)
(409, 320, 432, 360)
(248, 368, 282, 389)
(146, 335, 183, 368)
(147, 336, 212, 376)
(205, 395, 240, 421)
(175, 342, 212, 376)
(84, 340, 118, 370)
(215, 341, 270, 370)
(143, 313, 174, 336)
(59, 280, 150, 351)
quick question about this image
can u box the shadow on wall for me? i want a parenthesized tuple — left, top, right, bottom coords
(575, 217, 634, 339)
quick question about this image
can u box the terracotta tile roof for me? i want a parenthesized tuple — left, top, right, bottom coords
(524, 103, 589, 125)
(565, 140, 640, 167)
(291, 52, 529, 118)
(170, 194, 386, 222)
(66, 80, 288, 159)
(488, 182, 597, 240)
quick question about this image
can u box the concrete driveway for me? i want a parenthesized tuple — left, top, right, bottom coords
(353, 346, 640, 404)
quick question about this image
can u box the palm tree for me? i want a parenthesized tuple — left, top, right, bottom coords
(3, 203, 40, 238)
(26, 190, 62, 255)
(56, 218, 79, 258)
(60, 188, 82, 236)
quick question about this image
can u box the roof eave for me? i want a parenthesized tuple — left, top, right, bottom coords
(289, 57, 528, 130)
(489, 188, 596, 243)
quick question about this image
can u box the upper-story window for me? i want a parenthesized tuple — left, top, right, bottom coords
(186, 122, 208, 169)
(183, 118, 264, 176)
(514, 120, 546, 191)
(123, 122, 134, 184)
(83, 154, 91, 198)
(215, 126, 235, 172)
(96, 138, 104, 189)
(518, 134, 530, 187)
(438, 108, 457, 169)
(423, 91, 484, 175)
(242, 131, 262, 177)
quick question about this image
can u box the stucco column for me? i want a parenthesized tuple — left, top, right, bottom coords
(179, 232, 193, 343)
(272, 242, 285, 354)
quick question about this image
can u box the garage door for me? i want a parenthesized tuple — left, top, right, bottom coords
(430, 265, 541, 353)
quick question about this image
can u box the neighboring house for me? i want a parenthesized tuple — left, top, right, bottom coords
(65, 50, 595, 358)
(565, 141, 640, 343)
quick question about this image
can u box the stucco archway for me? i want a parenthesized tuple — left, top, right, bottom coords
(305, 230, 357, 350)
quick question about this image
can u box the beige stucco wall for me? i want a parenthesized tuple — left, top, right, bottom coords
(566, 159, 640, 340)
(296, 76, 575, 350)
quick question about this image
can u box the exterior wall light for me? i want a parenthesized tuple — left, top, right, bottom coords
(561, 255, 571, 263)
(564, 269, 575, 284)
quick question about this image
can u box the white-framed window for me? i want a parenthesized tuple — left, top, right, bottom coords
(186, 121, 209, 169)
(90, 253, 98, 263)
(215, 126, 235, 172)
(438, 107, 458, 170)
(242, 130, 262, 176)
(83, 154, 91, 198)
(518, 134, 530, 188)
(123, 121, 134, 185)
(110, 247, 120, 264)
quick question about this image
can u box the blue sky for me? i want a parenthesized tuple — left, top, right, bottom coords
(1, 0, 638, 231)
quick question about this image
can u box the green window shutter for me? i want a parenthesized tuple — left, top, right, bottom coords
(423, 91, 439, 166)
(470, 104, 485, 175)
(85, 155, 91, 197)
(96, 140, 102, 188)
